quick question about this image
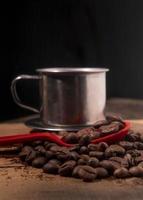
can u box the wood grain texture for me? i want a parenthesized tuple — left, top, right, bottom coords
(0, 120, 143, 200)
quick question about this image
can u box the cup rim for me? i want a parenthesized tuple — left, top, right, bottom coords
(36, 67, 109, 74)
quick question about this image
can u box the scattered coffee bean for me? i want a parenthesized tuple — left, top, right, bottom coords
(79, 135, 91, 146)
(95, 167, 108, 178)
(119, 141, 134, 150)
(114, 167, 130, 178)
(62, 132, 79, 144)
(88, 144, 99, 151)
(87, 157, 99, 168)
(89, 151, 104, 160)
(59, 160, 76, 176)
(43, 162, 59, 174)
(35, 145, 46, 155)
(99, 160, 120, 172)
(45, 151, 54, 160)
(77, 127, 97, 138)
(109, 157, 129, 168)
(99, 124, 120, 136)
(25, 150, 37, 163)
(78, 166, 97, 182)
(32, 157, 47, 168)
(79, 146, 88, 154)
(97, 142, 109, 152)
(134, 142, 143, 150)
(94, 120, 109, 129)
(138, 162, 143, 168)
(32, 140, 43, 147)
(69, 151, 80, 161)
(105, 145, 125, 157)
(129, 166, 143, 177)
(19, 146, 33, 161)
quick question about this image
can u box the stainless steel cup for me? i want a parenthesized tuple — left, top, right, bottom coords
(11, 68, 109, 127)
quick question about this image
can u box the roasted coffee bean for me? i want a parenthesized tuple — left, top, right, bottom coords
(79, 135, 91, 146)
(95, 167, 108, 178)
(19, 146, 33, 161)
(134, 156, 143, 165)
(62, 132, 79, 144)
(114, 167, 130, 178)
(87, 157, 99, 168)
(94, 120, 109, 129)
(69, 151, 80, 161)
(78, 166, 97, 182)
(56, 151, 69, 162)
(72, 166, 82, 178)
(45, 143, 57, 150)
(69, 145, 80, 152)
(77, 127, 96, 138)
(80, 154, 90, 161)
(79, 146, 88, 154)
(127, 149, 141, 157)
(32, 140, 43, 147)
(138, 162, 143, 168)
(106, 115, 124, 124)
(48, 159, 61, 166)
(59, 160, 76, 177)
(77, 158, 87, 165)
(129, 166, 143, 177)
(125, 132, 140, 142)
(109, 157, 129, 168)
(105, 145, 125, 157)
(89, 151, 104, 160)
(49, 145, 61, 153)
(111, 121, 125, 130)
(88, 144, 99, 151)
(99, 124, 120, 136)
(45, 151, 54, 160)
(43, 162, 59, 174)
(99, 160, 120, 172)
(35, 145, 46, 155)
(140, 135, 143, 143)
(25, 150, 37, 163)
(119, 141, 134, 150)
(97, 142, 109, 152)
(134, 142, 143, 150)
(32, 157, 47, 168)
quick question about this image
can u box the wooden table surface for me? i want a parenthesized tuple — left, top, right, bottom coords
(1, 98, 143, 200)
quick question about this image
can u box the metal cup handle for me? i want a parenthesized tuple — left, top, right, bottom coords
(11, 75, 40, 113)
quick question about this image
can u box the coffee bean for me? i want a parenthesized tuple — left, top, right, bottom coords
(99, 124, 120, 136)
(88, 144, 99, 151)
(138, 162, 143, 168)
(56, 149, 70, 162)
(72, 166, 82, 178)
(48, 159, 61, 166)
(35, 145, 46, 155)
(43, 162, 59, 174)
(89, 151, 104, 160)
(111, 121, 125, 130)
(129, 166, 143, 177)
(77, 127, 96, 138)
(109, 157, 129, 168)
(69, 151, 80, 161)
(49, 145, 62, 153)
(45, 143, 57, 150)
(25, 150, 37, 163)
(59, 160, 76, 176)
(125, 132, 140, 142)
(94, 120, 109, 129)
(127, 149, 141, 157)
(45, 151, 54, 160)
(79, 135, 91, 146)
(99, 160, 120, 172)
(95, 167, 108, 178)
(32, 157, 47, 168)
(87, 157, 99, 168)
(80, 154, 90, 161)
(134, 156, 143, 165)
(69, 145, 80, 152)
(79, 146, 88, 154)
(119, 141, 134, 150)
(19, 146, 33, 161)
(106, 115, 124, 124)
(77, 159, 87, 165)
(97, 142, 109, 152)
(32, 140, 43, 147)
(114, 167, 130, 178)
(78, 166, 97, 182)
(62, 132, 79, 144)
(105, 145, 125, 157)
(134, 142, 143, 150)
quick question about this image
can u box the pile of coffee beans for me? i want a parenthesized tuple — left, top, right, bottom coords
(18, 116, 143, 182)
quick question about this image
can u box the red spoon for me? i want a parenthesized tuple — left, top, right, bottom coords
(0, 121, 130, 147)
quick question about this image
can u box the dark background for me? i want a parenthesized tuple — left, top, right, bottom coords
(1, 0, 143, 120)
